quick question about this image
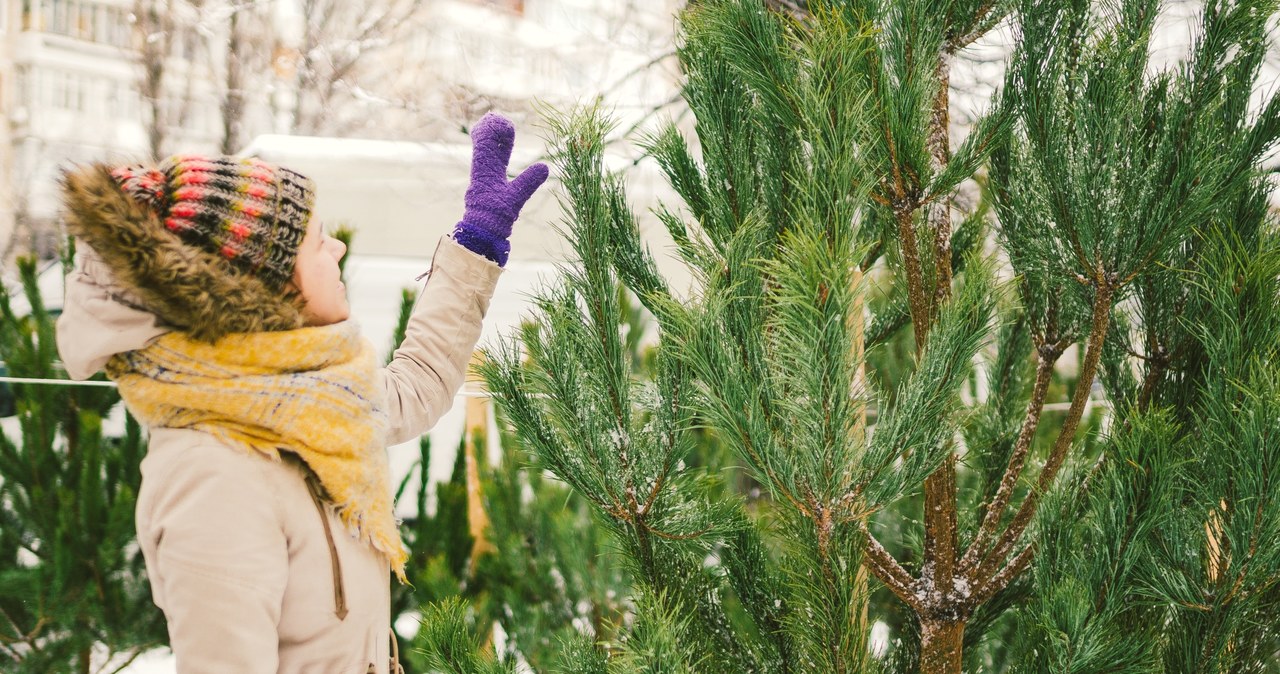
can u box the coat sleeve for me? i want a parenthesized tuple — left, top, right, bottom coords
(379, 236, 503, 446)
(136, 441, 289, 674)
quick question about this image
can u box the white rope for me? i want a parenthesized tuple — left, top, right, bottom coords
(0, 374, 1113, 408)
(0, 374, 500, 397)
(0, 374, 1109, 407)
(0, 376, 118, 388)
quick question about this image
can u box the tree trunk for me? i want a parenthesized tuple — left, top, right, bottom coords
(918, 51, 964, 674)
(919, 619, 965, 674)
(219, 10, 247, 155)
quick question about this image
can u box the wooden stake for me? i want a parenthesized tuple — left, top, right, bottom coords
(851, 267, 872, 664)
(465, 351, 496, 570)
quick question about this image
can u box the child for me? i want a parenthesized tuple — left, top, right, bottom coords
(54, 113, 548, 673)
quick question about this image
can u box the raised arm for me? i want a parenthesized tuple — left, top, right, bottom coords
(380, 238, 502, 445)
(381, 113, 547, 445)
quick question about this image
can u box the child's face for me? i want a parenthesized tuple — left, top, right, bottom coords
(292, 218, 350, 326)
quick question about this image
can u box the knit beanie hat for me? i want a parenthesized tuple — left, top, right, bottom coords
(61, 156, 317, 342)
(110, 155, 315, 291)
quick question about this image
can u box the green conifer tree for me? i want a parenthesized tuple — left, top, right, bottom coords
(420, 0, 1280, 671)
(1002, 3, 1280, 668)
(0, 256, 166, 673)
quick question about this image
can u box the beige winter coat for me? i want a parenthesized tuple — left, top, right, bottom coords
(56, 236, 502, 673)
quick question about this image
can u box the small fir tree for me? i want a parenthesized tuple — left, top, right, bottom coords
(0, 255, 166, 673)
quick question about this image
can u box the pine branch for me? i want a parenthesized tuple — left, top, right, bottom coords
(975, 278, 1118, 589)
(946, 1, 1007, 54)
(103, 648, 150, 674)
(971, 543, 1034, 607)
(961, 342, 1063, 575)
(860, 521, 920, 610)
(1221, 489, 1270, 606)
(0, 610, 45, 646)
(737, 418, 812, 518)
(866, 37, 917, 209)
(1135, 344, 1169, 413)
(814, 509, 858, 673)
(1090, 465, 1155, 614)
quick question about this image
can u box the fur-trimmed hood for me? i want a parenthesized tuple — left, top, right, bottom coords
(55, 164, 307, 376)
(57, 244, 167, 380)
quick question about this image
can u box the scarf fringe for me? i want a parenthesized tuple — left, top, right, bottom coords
(334, 501, 410, 583)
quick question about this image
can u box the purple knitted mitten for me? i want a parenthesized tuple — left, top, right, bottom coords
(452, 112, 549, 266)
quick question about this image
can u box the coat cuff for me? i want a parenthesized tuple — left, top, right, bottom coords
(450, 225, 510, 267)
(432, 235, 505, 289)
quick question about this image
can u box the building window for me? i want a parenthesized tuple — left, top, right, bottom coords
(22, 0, 131, 47)
(72, 73, 85, 111)
(14, 68, 28, 108)
(108, 6, 130, 48)
(21, 0, 44, 31)
(52, 72, 67, 110)
(75, 1, 94, 39)
(49, 0, 65, 34)
(32, 69, 92, 113)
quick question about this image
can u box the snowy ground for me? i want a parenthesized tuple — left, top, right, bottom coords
(109, 647, 176, 674)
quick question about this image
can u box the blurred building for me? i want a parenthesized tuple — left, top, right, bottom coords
(3, 0, 243, 259)
(6, 0, 135, 257)
(0, 0, 684, 263)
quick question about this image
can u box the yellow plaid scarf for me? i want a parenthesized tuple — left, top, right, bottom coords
(107, 322, 409, 579)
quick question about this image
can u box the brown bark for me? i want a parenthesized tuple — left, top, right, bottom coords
(929, 56, 954, 313)
(919, 619, 965, 674)
(922, 455, 959, 592)
(896, 204, 933, 352)
(861, 521, 919, 609)
(919, 53, 963, 672)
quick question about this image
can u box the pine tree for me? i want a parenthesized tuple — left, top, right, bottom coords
(0, 255, 166, 673)
(420, 0, 1280, 672)
(405, 405, 638, 674)
(1002, 2, 1280, 668)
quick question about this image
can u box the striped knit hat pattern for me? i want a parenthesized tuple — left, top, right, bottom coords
(110, 155, 316, 291)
